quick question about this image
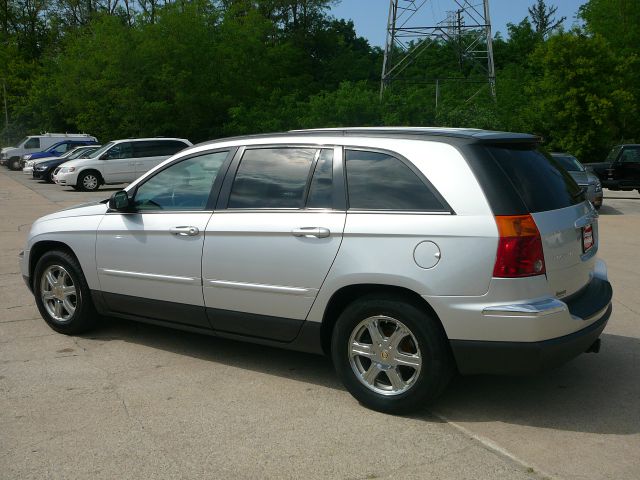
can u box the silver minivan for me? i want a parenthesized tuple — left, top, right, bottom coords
(20, 128, 613, 413)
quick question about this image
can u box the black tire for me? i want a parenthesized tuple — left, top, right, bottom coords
(33, 250, 99, 335)
(46, 170, 55, 183)
(9, 157, 21, 171)
(77, 170, 101, 191)
(331, 294, 453, 414)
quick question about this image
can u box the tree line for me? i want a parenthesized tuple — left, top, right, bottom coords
(1, 0, 638, 161)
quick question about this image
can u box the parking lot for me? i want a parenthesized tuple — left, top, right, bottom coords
(1, 168, 639, 480)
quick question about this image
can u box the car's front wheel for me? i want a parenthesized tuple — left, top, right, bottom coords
(9, 157, 21, 171)
(33, 250, 99, 334)
(77, 171, 101, 191)
(331, 294, 453, 414)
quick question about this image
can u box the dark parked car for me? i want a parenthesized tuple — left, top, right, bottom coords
(587, 145, 640, 193)
(32, 146, 101, 182)
(551, 153, 603, 209)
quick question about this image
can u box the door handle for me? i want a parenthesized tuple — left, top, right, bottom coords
(136, 162, 144, 165)
(170, 226, 200, 236)
(291, 227, 330, 238)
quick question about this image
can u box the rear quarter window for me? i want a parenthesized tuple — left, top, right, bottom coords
(345, 150, 447, 211)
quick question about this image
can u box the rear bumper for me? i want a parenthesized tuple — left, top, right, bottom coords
(451, 276, 613, 375)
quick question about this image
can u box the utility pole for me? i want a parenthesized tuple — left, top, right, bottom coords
(2, 78, 8, 146)
(380, 0, 496, 102)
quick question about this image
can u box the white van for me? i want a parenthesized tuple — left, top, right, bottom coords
(52, 137, 192, 191)
(1, 133, 97, 170)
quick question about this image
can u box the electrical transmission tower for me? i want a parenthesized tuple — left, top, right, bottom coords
(380, 0, 496, 102)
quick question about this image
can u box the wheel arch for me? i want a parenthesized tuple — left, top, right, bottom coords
(78, 168, 104, 185)
(29, 241, 79, 288)
(319, 283, 449, 356)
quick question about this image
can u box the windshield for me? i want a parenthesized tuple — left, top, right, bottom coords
(606, 145, 622, 162)
(87, 142, 114, 159)
(71, 147, 99, 159)
(13, 137, 28, 148)
(66, 147, 97, 160)
(552, 154, 584, 172)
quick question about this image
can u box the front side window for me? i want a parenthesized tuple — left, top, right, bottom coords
(228, 148, 316, 209)
(24, 138, 40, 149)
(133, 151, 229, 211)
(345, 150, 445, 211)
(104, 142, 133, 160)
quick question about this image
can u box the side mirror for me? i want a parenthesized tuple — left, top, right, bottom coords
(108, 190, 132, 211)
(100, 153, 109, 160)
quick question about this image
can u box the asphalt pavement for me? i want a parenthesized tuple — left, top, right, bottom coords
(1, 169, 639, 480)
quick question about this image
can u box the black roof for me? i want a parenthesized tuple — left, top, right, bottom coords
(197, 127, 540, 147)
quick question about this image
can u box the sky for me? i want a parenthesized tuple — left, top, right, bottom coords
(330, 0, 586, 47)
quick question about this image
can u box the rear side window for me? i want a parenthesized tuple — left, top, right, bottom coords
(133, 140, 186, 157)
(306, 149, 333, 209)
(485, 146, 583, 213)
(345, 150, 446, 211)
(228, 148, 316, 209)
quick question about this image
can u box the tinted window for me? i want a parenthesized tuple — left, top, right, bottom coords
(306, 149, 333, 208)
(133, 140, 187, 158)
(228, 148, 316, 209)
(104, 142, 133, 160)
(345, 150, 445, 211)
(486, 146, 583, 213)
(134, 151, 228, 211)
(25, 138, 40, 149)
(620, 147, 640, 164)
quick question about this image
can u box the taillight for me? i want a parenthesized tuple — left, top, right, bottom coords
(493, 214, 546, 278)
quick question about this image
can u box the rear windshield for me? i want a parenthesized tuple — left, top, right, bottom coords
(485, 146, 583, 213)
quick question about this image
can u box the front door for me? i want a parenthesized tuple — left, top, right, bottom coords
(99, 141, 137, 184)
(616, 146, 640, 188)
(95, 150, 232, 328)
(202, 146, 346, 341)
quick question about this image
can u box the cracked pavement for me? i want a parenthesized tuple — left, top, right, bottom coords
(1, 169, 639, 479)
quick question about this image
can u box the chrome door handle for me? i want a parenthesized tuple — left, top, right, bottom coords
(291, 227, 330, 238)
(170, 226, 200, 236)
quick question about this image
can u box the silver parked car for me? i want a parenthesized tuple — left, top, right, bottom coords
(19, 128, 613, 413)
(551, 152, 603, 209)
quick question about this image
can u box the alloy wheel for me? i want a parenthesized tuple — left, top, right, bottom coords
(348, 315, 422, 396)
(40, 265, 77, 322)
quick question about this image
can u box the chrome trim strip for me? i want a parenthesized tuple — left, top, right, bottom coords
(482, 298, 567, 317)
(206, 279, 316, 296)
(100, 268, 198, 284)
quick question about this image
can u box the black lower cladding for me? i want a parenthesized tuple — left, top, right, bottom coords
(92, 291, 316, 349)
(451, 276, 613, 375)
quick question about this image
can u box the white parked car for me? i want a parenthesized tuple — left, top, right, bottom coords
(52, 138, 192, 191)
(20, 128, 613, 413)
(1, 133, 97, 170)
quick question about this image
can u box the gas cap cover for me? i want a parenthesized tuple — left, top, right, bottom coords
(413, 241, 441, 269)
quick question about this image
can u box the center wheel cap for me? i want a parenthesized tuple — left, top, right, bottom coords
(381, 350, 389, 360)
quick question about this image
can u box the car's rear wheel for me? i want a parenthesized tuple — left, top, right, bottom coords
(331, 294, 453, 414)
(33, 250, 99, 334)
(78, 171, 101, 191)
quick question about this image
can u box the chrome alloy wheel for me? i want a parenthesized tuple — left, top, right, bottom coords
(82, 174, 98, 190)
(348, 315, 422, 396)
(40, 265, 77, 322)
